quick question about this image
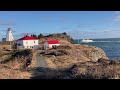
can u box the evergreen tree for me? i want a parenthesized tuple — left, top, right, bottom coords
(38, 33, 44, 38)
(62, 32, 67, 35)
(32, 34, 37, 38)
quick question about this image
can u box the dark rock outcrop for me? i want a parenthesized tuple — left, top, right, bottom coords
(97, 58, 110, 65)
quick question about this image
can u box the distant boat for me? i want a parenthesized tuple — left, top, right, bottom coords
(81, 39, 94, 43)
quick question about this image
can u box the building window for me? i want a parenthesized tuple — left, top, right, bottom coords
(27, 46, 28, 48)
(26, 42, 28, 44)
(30, 46, 33, 48)
(34, 41, 35, 43)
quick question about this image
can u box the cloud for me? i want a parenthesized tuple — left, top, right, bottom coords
(114, 15, 120, 21)
(113, 11, 120, 21)
(115, 11, 120, 14)
(103, 30, 111, 32)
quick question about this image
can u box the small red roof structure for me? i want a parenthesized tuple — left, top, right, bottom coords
(46, 39, 60, 44)
(18, 35, 38, 40)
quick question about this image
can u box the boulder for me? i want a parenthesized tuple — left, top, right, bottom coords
(84, 46, 109, 62)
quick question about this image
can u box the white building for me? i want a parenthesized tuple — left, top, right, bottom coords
(16, 35, 39, 50)
(44, 39, 60, 50)
(6, 28, 14, 41)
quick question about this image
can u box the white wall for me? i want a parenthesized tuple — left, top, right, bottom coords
(17, 40, 39, 50)
(6, 30, 14, 41)
(48, 44, 60, 48)
(43, 42, 60, 50)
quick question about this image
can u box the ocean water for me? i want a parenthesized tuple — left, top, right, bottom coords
(73, 38, 120, 60)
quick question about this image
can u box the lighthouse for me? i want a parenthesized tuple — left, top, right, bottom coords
(6, 28, 14, 41)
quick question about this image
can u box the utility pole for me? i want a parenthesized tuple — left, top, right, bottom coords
(10, 36, 11, 50)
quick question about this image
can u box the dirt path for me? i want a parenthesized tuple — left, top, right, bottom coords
(30, 51, 60, 79)
(35, 53, 47, 68)
(30, 52, 48, 79)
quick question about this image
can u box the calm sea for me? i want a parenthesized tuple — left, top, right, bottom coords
(73, 38, 120, 60)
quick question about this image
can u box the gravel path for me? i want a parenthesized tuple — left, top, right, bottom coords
(31, 52, 48, 79)
(35, 53, 47, 68)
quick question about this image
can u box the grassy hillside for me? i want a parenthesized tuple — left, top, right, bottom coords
(38, 33, 74, 44)
(0, 49, 34, 79)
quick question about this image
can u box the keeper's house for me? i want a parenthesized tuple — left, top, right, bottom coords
(16, 35, 39, 50)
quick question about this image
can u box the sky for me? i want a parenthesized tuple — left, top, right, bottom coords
(0, 11, 120, 39)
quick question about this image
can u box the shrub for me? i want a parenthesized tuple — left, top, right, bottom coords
(109, 60, 118, 65)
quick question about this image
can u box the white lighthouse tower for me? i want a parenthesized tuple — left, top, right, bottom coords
(6, 28, 14, 41)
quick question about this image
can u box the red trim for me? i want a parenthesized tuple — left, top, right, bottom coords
(18, 35, 38, 40)
(46, 40, 59, 44)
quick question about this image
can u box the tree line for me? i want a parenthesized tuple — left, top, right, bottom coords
(31, 32, 67, 39)
(31, 33, 44, 39)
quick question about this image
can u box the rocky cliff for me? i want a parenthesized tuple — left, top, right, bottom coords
(41, 44, 109, 69)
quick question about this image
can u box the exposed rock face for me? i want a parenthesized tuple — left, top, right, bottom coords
(83, 45, 109, 62)
(42, 44, 109, 69)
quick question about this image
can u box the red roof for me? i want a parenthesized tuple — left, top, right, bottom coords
(18, 35, 38, 40)
(46, 40, 60, 44)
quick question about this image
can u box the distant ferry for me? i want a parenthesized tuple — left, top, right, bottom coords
(81, 39, 94, 43)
